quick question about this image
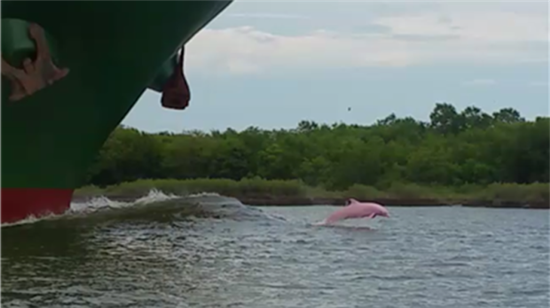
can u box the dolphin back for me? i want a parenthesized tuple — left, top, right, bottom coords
(348, 198, 360, 204)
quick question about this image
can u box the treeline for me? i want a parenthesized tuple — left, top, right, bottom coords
(85, 103, 549, 191)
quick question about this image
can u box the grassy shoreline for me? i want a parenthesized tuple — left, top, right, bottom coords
(73, 179, 550, 209)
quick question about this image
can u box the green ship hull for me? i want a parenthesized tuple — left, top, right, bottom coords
(1, 1, 233, 223)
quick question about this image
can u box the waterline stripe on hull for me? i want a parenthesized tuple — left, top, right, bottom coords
(1, 188, 73, 224)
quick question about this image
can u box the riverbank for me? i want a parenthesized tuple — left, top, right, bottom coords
(74, 178, 549, 209)
(72, 195, 548, 209)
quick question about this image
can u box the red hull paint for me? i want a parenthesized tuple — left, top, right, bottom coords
(1, 188, 73, 224)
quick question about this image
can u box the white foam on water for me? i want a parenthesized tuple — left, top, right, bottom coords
(186, 192, 222, 198)
(1, 189, 205, 228)
(131, 189, 180, 205)
(1, 212, 60, 228)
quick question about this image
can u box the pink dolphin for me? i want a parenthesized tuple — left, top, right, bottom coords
(322, 198, 390, 225)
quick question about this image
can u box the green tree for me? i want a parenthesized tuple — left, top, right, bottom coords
(85, 103, 549, 191)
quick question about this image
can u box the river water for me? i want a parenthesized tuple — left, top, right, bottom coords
(2, 191, 549, 308)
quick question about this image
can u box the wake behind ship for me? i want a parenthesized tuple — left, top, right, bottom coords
(1, 1, 233, 224)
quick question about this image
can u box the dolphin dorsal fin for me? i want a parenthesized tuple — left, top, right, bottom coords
(348, 198, 360, 204)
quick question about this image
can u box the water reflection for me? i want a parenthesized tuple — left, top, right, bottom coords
(1, 197, 549, 308)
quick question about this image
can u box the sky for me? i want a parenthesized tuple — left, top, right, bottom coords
(122, 0, 549, 133)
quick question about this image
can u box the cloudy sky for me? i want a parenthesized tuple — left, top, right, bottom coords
(123, 0, 548, 132)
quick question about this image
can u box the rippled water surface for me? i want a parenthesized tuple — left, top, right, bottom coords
(2, 193, 549, 308)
